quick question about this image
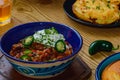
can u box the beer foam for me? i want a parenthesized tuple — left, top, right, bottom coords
(0, 0, 4, 6)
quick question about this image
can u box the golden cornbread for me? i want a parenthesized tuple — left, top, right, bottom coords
(110, 0, 120, 5)
(102, 60, 120, 80)
(72, 0, 120, 24)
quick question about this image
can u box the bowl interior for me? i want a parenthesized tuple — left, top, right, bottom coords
(0, 22, 83, 63)
(96, 52, 120, 80)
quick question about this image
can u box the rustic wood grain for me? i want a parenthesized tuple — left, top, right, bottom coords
(0, 0, 120, 80)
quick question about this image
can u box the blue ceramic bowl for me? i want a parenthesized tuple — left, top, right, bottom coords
(0, 22, 83, 78)
(96, 52, 120, 80)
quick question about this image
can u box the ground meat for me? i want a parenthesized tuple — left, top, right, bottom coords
(31, 42, 45, 50)
(10, 43, 24, 56)
(10, 42, 72, 62)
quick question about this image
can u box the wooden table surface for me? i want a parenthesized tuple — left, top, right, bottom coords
(0, 0, 120, 80)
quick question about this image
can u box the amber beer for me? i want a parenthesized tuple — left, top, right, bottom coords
(0, 0, 12, 26)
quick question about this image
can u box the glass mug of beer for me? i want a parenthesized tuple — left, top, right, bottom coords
(0, 0, 12, 26)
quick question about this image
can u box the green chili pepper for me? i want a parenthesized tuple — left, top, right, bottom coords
(22, 36, 34, 47)
(55, 40, 66, 53)
(89, 40, 119, 55)
(23, 49, 32, 55)
(20, 55, 30, 60)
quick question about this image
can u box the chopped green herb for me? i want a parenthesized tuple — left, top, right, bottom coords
(45, 27, 58, 34)
(96, 6, 100, 10)
(107, 0, 110, 3)
(86, 6, 90, 9)
(107, 4, 110, 8)
(92, 0, 95, 3)
(86, 1, 89, 3)
(45, 29, 51, 34)
(51, 27, 58, 34)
